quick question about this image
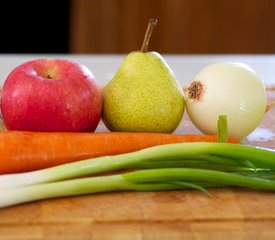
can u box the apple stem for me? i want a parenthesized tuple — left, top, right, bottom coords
(141, 18, 158, 53)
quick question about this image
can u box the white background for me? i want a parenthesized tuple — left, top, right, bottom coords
(0, 54, 274, 87)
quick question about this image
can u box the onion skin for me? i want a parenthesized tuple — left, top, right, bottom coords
(185, 62, 266, 140)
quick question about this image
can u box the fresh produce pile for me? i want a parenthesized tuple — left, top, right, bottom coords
(0, 19, 274, 208)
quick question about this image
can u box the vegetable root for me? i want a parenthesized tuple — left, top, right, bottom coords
(0, 131, 239, 174)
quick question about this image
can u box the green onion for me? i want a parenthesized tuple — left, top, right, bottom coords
(1, 113, 275, 209)
(2, 168, 275, 208)
(0, 142, 274, 190)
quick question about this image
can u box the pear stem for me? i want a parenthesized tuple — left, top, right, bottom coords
(141, 19, 158, 53)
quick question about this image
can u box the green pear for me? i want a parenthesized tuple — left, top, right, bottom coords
(102, 19, 184, 133)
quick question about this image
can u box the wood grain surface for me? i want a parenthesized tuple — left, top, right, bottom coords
(0, 91, 274, 240)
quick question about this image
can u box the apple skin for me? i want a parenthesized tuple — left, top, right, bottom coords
(0, 59, 102, 132)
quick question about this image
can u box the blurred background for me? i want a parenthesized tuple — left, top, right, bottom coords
(1, 0, 275, 54)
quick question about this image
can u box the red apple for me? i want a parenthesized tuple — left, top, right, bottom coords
(0, 58, 102, 132)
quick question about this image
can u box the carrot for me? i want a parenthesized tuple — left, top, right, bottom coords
(0, 131, 239, 174)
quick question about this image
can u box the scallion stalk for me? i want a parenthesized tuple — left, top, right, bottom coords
(2, 168, 275, 208)
(1, 142, 275, 190)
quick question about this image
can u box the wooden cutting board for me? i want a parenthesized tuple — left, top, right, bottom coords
(0, 91, 274, 240)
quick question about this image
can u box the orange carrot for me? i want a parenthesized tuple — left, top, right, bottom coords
(0, 131, 239, 174)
